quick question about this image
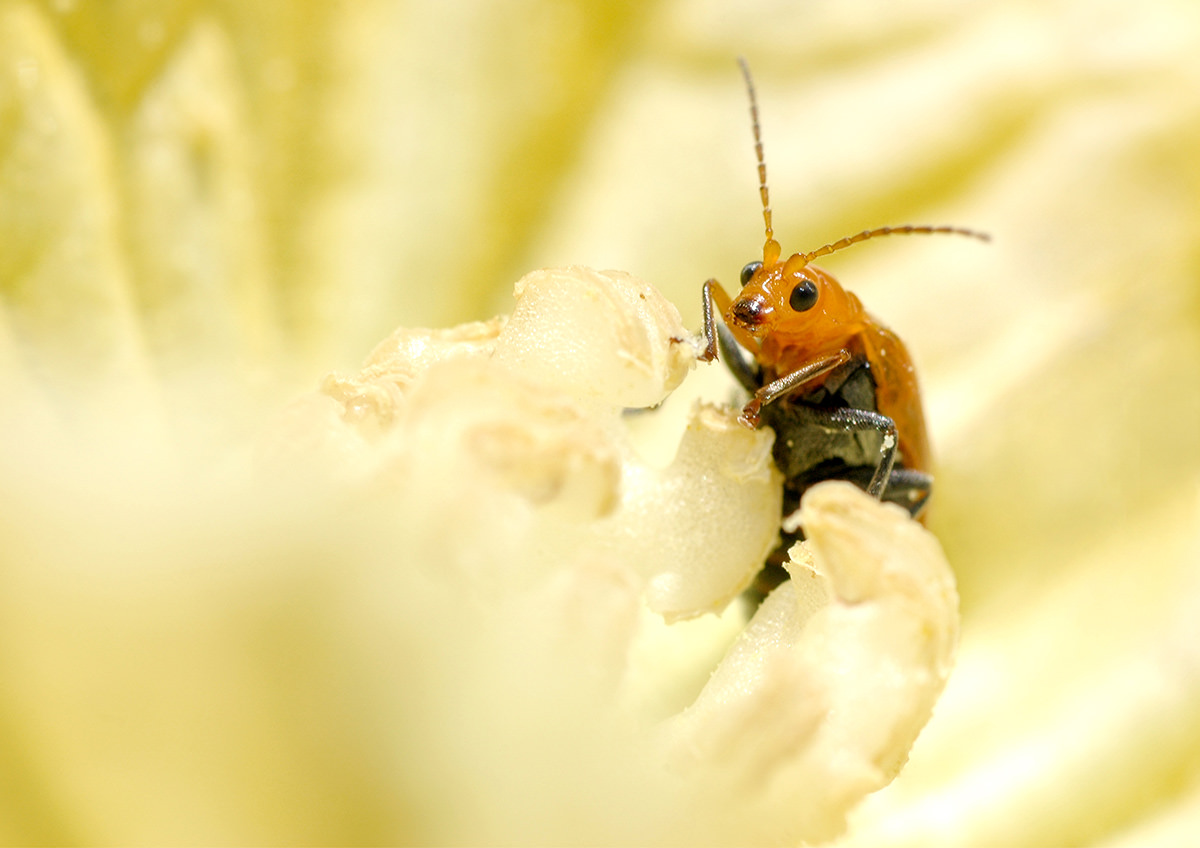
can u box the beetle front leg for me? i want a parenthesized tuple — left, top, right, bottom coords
(717, 324, 760, 394)
(700, 279, 735, 362)
(739, 351, 852, 428)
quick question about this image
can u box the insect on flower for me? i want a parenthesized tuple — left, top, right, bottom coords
(701, 59, 987, 586)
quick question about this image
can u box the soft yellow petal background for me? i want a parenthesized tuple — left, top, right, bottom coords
(2, 0, 1199, 844)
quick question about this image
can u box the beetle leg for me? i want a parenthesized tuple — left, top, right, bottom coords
(716, 323, 760, 393)
(884, 467, 933, 516)
(839, 466, 932, 515)
(800, 406, 898, 497)
(700, 279, 735, 362)
(740, 351, 852, 428)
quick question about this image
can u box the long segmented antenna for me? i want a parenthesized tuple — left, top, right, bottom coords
(800, 225, 991, 264)
(738, 57, 781, 267)
(737, 59, 989, 268)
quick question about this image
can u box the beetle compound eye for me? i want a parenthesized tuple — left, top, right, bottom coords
(789, 280, 819, 312)
(740, 261, 762, 287)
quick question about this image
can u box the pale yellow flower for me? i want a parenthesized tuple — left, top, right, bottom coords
(2, 1, 1199, 845)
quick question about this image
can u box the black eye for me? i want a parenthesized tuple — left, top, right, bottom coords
(789, 280, 819, 312)
(739, 261, 762, 287)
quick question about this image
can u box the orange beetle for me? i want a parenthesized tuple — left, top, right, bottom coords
(701, 59, 986, 565)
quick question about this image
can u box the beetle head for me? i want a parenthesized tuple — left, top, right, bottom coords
(727, 253, 861, 351)
(726, 58, 989, 357)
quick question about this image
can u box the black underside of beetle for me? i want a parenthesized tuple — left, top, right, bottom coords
(716, 325, 927, 602)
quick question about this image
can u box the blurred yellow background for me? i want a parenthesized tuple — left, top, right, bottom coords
(2, 0, 1199, 844)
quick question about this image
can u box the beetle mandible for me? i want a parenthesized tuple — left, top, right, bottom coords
(700, 59, 987, 577)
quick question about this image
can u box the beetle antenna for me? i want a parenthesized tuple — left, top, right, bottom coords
(738, 58, 781, 266)
(800, 225, 990, 264)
